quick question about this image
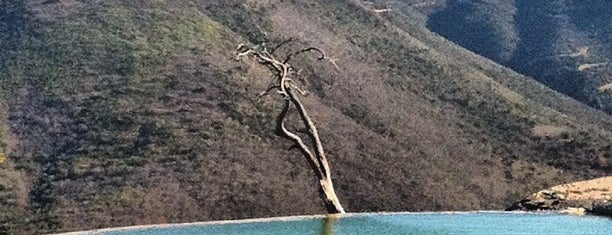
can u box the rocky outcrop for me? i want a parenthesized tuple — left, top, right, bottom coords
(506, 189, 564, 211)
(590, 201, 612, 216)
(506, 177, 612, 217)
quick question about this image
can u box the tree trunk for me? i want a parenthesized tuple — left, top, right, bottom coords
(237, 42, 346, 214)
(286, 88, 345, 214)
(320, 177, 345, 213)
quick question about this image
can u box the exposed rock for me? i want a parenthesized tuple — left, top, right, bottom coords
(590, 201, 612, 217)
(506, 189, 564, 211)
(560, 207, 586, 216)
(507, 177, 612, 217)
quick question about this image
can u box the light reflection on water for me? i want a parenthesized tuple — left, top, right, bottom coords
(84, 212, 611, 235)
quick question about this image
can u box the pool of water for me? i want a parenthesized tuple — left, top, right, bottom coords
(89, 212, 611, 235)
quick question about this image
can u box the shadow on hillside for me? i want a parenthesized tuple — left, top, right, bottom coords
(426, 0, 508, 63)
(567, 0, 612, 46)
(426, 0, 606, 111)
(510, 0, 597, 106)
(0, 0, 26, 61)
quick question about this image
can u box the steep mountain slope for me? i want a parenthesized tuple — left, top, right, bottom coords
(0, 0, 610, 234)
(425, 0, 612, 113)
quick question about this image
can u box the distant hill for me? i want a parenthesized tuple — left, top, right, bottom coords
(425, 0, 612, 113)
(0, 0, 611, 234)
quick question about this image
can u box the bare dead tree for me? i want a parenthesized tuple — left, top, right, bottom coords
(235, 41, 346, 214)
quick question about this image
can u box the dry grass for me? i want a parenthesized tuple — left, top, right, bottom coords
(551, 176, 612, 201)
(532, 125, 568, 138)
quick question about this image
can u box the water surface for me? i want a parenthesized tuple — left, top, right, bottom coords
(93, 212, 611, 235)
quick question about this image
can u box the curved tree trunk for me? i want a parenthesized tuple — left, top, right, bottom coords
(237, 41, 346, 214)
(287, 89, 345, 213)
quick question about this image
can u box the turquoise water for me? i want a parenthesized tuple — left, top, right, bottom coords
(96, 212, 611, 235)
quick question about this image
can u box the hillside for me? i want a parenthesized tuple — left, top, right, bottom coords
(0, 0, 611, 234)
(424, 0, 612, 113)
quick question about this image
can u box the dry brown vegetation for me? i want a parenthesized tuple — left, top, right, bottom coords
(0, 0, 611, 234)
